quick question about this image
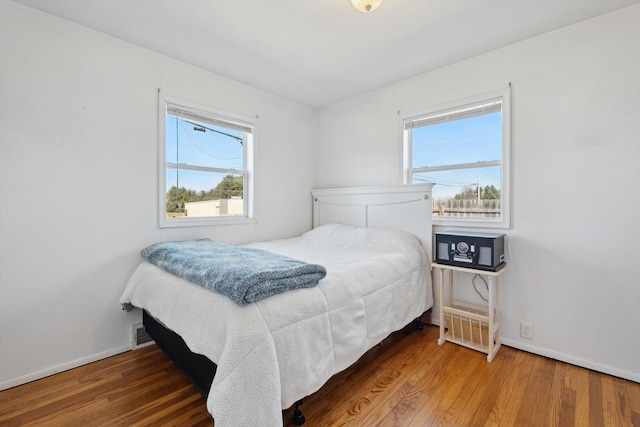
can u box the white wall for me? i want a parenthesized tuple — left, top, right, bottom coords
(2, 0, 638, 391)
(0, 2, 317, 388)
(317, 6, 640, 381)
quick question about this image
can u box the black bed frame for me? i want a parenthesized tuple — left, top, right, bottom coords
(143, 310, 217, 397)
(143, 309, 427, 425)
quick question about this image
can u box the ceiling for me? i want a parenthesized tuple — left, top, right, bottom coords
(14, 0, 639, 108)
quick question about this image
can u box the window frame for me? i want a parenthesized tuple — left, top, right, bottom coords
(158, 93, 256, 228)
(402, 87, 511, 229)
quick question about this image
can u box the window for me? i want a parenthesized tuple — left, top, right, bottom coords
(158, 94, 255, 227)
(403, 88, 510, 228)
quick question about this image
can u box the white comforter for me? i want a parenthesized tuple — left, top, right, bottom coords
(120, 224, 432, 427)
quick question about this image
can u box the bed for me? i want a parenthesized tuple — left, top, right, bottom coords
(120, 184, 434, 427)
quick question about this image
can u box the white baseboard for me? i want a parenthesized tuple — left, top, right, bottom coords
(0, 344, 132, 392)
(499, 338, 639, 383)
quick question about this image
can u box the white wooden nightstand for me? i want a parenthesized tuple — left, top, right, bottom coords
(433, 263, 507, 362)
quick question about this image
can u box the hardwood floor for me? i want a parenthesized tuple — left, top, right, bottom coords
(1, 325, 638, 426)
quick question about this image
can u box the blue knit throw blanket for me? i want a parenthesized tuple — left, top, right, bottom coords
(141, 240, 327, 306)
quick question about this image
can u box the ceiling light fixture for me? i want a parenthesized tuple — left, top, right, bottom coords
(351, 0, 383, 13)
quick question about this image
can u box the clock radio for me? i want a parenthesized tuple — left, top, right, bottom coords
(435, 232, 506, 271)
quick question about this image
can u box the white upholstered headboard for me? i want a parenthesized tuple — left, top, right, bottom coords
(311, 184, 434, 264)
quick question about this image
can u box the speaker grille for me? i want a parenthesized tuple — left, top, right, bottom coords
(478, 246, 491, 266)
(437, 242, 450, 261)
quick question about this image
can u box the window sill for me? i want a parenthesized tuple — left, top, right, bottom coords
(159, 216, 257, 228)
(433, 216, 510, 230)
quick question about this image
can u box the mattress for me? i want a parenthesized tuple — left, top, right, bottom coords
(120, 223, 433, 427)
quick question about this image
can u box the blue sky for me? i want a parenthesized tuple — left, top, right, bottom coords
(411, 112, 502, 199)
(166, 116, 244, 193)
(165, 112, 502, 198)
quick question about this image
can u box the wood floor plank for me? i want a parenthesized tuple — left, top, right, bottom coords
(2, 325, 640, 427)
(6, 368, 186, 427)
(558, 388, 576, 427)
(376, 343, 468, 426)
(434, 347, 492, 426)
(546, 362, 566, 427)
(458, 348, 517, 427)
(564, 362, 590, 427)
(511, 354, 552, 426)
(530, 356, 557, 427)
(627, 379, 640, 427)
(589, 370, 606, 427)
(352, 341, 459, 426)
(601, 375, 632, 427)
(483, 348, 533, 427)
(0, 348, 171, 424)
(409, 347, 484, 427)
(320, 346, 430, 425)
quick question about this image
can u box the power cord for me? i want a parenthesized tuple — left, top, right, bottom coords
(472, 273, 489, 302)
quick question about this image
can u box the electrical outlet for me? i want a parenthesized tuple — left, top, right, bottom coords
(520, 322, 533, 340)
